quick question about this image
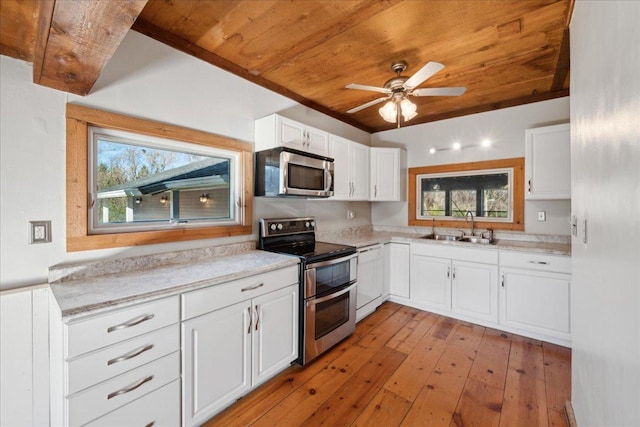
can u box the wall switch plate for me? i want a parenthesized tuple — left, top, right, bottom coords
(571, 215, 578, 236)
(29, 220, 51, 244)
(347, 210, 355, 219)
(537, 211, 546, 221)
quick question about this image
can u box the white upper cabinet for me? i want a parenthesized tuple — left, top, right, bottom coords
(370, 147, 406, 201)
(328, 135, 369, 200)
(255, 114, 329, 157)
(525, 123, 570, 199)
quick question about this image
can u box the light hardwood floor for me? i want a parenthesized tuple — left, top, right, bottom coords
(205, 302, 571, 427)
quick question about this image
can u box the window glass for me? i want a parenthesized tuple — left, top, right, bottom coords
(89, 127, 238, 233)
(417, 170, 512, 222)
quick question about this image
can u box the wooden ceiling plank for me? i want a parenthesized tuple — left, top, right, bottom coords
(131, 19, 373, 134)
(551, 28, 570, 91)
(0, 0, 41, 61)
(32, 0, 55, 85)
(36, 0, 148, 96)
(370, 90, 570, 133)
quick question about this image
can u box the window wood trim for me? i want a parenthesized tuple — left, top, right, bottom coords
(66, 104, 253, 252)
(408, 158, 525, 231)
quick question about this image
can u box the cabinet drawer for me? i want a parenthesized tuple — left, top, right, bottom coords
(67, 324, 180, 395)
(499, 251, 571, 273)
(66, 296, 180, 358)
(84, 379, 180, 427)
(358, 244, 383, 263)
(68, 351, 180, 427)
(182, 265, 299, 320)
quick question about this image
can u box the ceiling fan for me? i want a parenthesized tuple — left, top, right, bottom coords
(345, 60, 466, 127)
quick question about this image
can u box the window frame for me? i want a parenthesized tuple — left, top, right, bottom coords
(408, 158, 524, 231)
(416, 167, 513, 222)
(66, 104, 253, 252)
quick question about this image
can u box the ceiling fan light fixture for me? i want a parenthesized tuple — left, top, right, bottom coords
(400, 98, 417, 121)
(379, 101, 397, 123)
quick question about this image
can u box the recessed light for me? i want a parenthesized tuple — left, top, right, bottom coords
(481, 139, 491, 147)
(429, 147, 436, 154)
(452, 142, 461, 151)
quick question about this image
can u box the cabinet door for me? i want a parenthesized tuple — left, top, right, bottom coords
(370, 148, 400, 201)
(452, 261, 498, 322)
(388, 243, 410, 298)
(328, 135, 351, 200)
(500, 268, 571, 338)
(252, 285, 299, 388)
(350, 142, 370, 200)
(525, 123, 570, 199)
(356, 246, 383, 310)
(277, 116, 306, 151)
(182, 300, 251, 426)
(305, 125, 329, 157)
(410, 254, 451, 311)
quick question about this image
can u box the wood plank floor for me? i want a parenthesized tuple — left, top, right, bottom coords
(205, 302, 571, 427)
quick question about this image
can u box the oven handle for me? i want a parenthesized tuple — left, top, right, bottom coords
(306, 252, 358, 270)
(306, 283, 356, 307)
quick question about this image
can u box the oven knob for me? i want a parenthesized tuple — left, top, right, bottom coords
(277, 223, 283, 230)
(270, 224, 277, 231)
(305, 221, 310, 228)
(310, 221, 315, 228)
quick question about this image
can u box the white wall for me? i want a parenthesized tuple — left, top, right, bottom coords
(371, 98, 571, 235)
(0, 31, 370, 291)
(570, 2, 640, 425)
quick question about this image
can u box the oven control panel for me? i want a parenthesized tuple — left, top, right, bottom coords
(260, 217, 315, 237)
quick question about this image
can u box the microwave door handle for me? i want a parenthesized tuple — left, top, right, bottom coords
(324, 168, 333, 194)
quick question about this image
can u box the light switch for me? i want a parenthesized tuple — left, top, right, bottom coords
(29, 220, 51, 244)
(537, 211, 546, 221)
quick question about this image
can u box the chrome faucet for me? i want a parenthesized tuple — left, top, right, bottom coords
(465, 210, 475, 236)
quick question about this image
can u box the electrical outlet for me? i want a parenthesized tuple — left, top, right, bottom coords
(537, 211, 546, 221)
(29, 220, 51, 244)
(347, 210, 355, 219)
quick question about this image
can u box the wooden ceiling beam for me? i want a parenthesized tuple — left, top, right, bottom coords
(32, 0, 148, 96)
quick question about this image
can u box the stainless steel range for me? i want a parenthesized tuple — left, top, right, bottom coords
(258, 217, 357, 365)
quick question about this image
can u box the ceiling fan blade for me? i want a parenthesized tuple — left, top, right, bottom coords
(403, 61, 445, 89)
(412, 87, 467, 97)
(345, 83, 390, 94)
(346, 97, 389, 114)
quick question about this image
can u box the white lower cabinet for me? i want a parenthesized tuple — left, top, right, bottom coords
(49, 296, 181, 427)
(499, 250, 571, 345)
(182, 270, 298, 427)
(409, 243, 498, 323)
(386, 242, 410, 299)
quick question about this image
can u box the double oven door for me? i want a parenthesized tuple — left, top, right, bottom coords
(303, 253, 357, 364)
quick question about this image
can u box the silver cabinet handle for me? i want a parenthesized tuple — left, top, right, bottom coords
(374, 184, 377, 198)
(107, 375, 153, 400)
(107, 344, 154, 366)
(501, 274, 505, 287)
(447, 266, 450, 279)
(254, 305, 260, 332)
(241, 282, 264, 292)
(528, 260, 550, 265)
(528, 179, 532, 194)
(145, 422, 155, 427)
(107, 314, 154, 333)
(452, 267, 456, 280)
(247, 306, 252, 334)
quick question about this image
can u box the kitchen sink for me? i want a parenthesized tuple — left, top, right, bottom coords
(458, 236, 495, 245)
(421, 234, 461, 242)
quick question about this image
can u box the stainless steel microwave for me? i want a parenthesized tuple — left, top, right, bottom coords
(255, 147, 334, 198)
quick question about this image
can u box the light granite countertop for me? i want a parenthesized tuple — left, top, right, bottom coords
(50, 250, 299, 320)
(320, 231, 571, 255)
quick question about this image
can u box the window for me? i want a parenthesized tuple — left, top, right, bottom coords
(417, 170, 511, 221)
(66, 104, 253, 251)
(408, 158, 524, 231)
(89, 127, 239, 233)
